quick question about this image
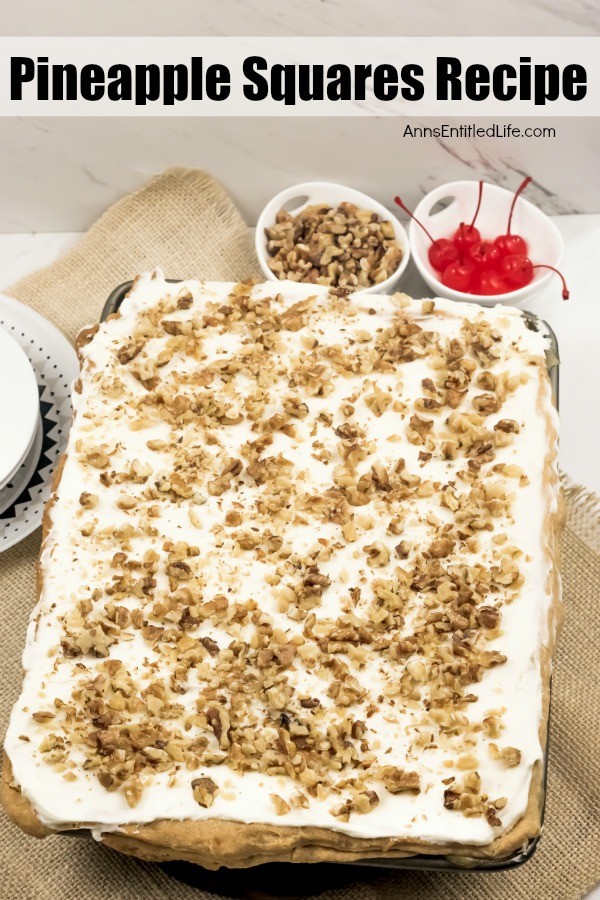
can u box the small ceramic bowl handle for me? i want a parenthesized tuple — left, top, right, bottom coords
(426, 195, 459, 220)
(272, 189, 312, 218)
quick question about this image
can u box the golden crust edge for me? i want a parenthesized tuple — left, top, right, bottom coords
(1, 317, 563, 868)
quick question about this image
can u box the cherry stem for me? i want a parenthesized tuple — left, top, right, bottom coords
(469, 180, 484, 229)
(507, 176, 532, 235)
(394, 196, 435, 244)
(532, 264, 570, 300)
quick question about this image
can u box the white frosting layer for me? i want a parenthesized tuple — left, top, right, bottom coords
(5, 273, 559, 849)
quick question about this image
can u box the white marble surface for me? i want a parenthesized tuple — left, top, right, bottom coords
(1, 117, 598, 233)
(0, 0, 599, 231)
(0, 215, 598, 494)
(1, 0, 598, 37)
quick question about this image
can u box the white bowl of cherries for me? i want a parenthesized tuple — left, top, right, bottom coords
(396, 178, 568, 306)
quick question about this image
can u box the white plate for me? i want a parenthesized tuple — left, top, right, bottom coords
(0, 294, 79, 552)
(0, 325, 40, 489)
(0, 413, 42, 517)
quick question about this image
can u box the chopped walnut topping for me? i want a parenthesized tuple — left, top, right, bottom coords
(124, 777, 144, 808)
(429, 536, 454, 559)
(330, 789, 379, 821)
(380, 767, 421, 794)
(364, 386, 392, 417)
(192, 777, 219, 808)
(472, 393, 502, 416)
(177, 289, 194, 309)
(477, 606, 501, 629)
(500, 746, 522, 767)
(270, 794, 291, 815)
(85, 449, 110, 469)
(407, 414, 433, 445)
(206, 707, 231, 750)
(363, 542, 391, 568)
(486, 806, 503, 827)
(494, 418, 519, 433)
(355, 790, 379, 813)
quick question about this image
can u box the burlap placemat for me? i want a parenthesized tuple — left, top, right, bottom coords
(8, 167, 261, 344)
(1, 168, 598, 900)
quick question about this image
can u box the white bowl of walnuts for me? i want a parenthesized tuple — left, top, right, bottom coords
(256, 181, 410, 294)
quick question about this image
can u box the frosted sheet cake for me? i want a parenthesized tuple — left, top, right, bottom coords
(2, 272, 561, 868)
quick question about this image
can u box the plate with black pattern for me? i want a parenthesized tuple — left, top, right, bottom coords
(0, 294, 79, 552)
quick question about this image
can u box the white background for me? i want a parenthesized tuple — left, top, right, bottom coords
(2, 116, 599, 234)
(1, 0, 597, 37)
(0, 0, 599, 231)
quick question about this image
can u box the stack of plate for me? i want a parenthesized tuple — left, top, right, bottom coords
(0, 294, 79, 552)
(0, 327, 40, 492)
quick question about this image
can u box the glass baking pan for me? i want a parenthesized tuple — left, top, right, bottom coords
(98, 279, 559, 879)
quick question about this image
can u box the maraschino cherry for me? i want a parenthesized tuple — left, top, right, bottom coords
(393, 176, 570, 300)
(468, 240, 501, 269)
(474, 269, 510, 296)
(499, 253, 533, 287)
(494, 176, 531, 257)
(442, 259, 476, 292)
(453, 180, 484, 253)
(499, 255, 570, 299)
(393, 196, 459, 270)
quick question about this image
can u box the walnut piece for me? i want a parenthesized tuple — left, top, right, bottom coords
(380, 766, 421, 794)
(192, 777, 219, 808)
(264, 202, 403, 289)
